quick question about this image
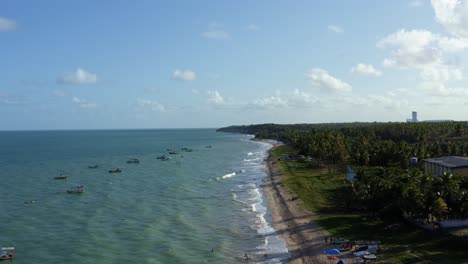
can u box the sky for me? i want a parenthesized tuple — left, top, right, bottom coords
(2, 0, 468, 130)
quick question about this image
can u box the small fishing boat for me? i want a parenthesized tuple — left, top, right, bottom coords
(126, 158, 140, 164)
(54, 175, 68, 180)
(362, 254, 377, 260)
(168, 151, 178, 155)
(181, 147, 193, 152)
(0, 247, 14, 261)
(108, 168, 122, 173)
(67, 185, 85, 194)
(161, 156, 171, 161)
(206, 145, 212, 148)
(88, 165, 98, 169)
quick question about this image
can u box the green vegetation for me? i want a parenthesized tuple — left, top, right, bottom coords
(219, 122, 468, 169)
(270, 144, 295, 160)
(317, 215, 468, 264)
(222, 122, 468, 262)
(271, 145, 468, 263)
(277, 161, 351, 212)
(223, 122, 468, 221)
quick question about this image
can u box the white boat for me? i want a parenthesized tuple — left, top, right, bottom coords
(362, 254, 377, 260)
(353, 251, 371, 257)
(0, 247, 14, 260)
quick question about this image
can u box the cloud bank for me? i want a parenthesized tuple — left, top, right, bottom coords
(58, 68, 98, 85)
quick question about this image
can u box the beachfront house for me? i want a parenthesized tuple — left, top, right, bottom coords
(424, 156, 468, 177)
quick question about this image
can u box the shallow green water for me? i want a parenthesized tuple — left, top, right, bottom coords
(0, 129, 288, 263)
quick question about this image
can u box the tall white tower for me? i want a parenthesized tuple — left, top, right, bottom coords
(412, 111, 418, 122)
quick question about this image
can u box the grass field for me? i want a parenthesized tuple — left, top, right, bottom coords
(271, 145, 468, 264)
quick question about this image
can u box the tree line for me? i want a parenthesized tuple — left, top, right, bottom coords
(219, 122, 468, 168)
(218, 122, 468, 223)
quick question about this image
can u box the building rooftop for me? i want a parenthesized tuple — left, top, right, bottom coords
(424, 156, 468, 168)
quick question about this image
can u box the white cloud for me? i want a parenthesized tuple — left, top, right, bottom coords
(328, 24, 343, 33)
(58, 68, 98, 85)
(202, 30, 229, 39)
(252, 95, 288, 109)
(173, 70, 196, 81)
(247, 24, 260, 31)
(420, 65, 463, 82)
(306, 68, 352, 92)
(420, 82, 468, 96)
(290, 89, 319, 107)
(327, 90, 411, 111)
(351, 63, 382, 76)
(202, 23, 229, 39)
(431, 0, 468, 37)
(207, 90, 227, 105)
(248, 89, 411, 113)
(72, 96, 97, 109)
(409, 0, 423, 7)
(437, 36, 468, 52)
(377, 29, 435, 54)
(0, 17, 16, 31)
(136, 98, 166, 112)
(250, 90, 319, 110)
(377, 29, 467, 82)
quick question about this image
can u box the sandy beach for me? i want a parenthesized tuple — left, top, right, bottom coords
(261, 142, 352, 264)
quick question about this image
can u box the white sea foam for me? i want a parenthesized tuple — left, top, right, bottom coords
(231, 139, 290, 263)
(251, 203, 257, 212)
(216, 172, 237, 180)
(222, 172, 236, 179)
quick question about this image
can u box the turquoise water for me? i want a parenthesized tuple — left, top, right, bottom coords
(0, 129, 288, 263)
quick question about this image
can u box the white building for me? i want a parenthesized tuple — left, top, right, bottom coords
(406, 111, 418, 123)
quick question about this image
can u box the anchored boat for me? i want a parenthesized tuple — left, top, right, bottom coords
(108, 168, 122, 173)
(54, 175, 68, 180)
(0, 247, 14, 261)
(126, 158, 140, 164)
(66, 185, 85, 194)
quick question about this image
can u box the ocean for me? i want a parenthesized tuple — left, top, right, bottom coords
(0, 129, 289, 263)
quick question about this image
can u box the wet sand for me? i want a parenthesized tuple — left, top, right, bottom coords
(261, 142, 352, 264)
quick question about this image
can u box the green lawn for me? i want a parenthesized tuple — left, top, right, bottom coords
(272, 145, 353, 213)
(271, 145, 468, 264)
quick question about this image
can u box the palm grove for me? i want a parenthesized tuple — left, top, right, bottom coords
(218, 122, 468, 226)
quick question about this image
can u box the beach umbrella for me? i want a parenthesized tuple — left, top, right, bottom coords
(323, 248, 341, 255)
(337, 260, 347, 264)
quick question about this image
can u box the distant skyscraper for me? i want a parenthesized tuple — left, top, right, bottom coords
(406, 111, 418, 123)
(412, 111, 418, 122)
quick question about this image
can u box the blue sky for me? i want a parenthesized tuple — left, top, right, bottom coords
(1, 0, 468, 130)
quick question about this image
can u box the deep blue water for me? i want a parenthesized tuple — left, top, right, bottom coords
(0, 129, 288, 263)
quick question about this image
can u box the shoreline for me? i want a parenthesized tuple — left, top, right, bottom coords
(255, 138, 332, 264)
